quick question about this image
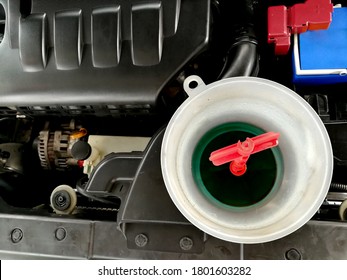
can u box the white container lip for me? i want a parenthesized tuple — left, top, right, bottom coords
(161, 76, 333, 244)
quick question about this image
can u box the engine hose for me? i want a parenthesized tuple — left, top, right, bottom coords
(217, 0, 259, 79)
(330, 183, 347, 192)
(220, 39, 259, 78)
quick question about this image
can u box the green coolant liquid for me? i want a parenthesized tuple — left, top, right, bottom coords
(192, 123, 283, 208)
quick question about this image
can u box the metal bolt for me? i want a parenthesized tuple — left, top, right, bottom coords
(180, 237, 193, 251)
(135, 234, 148, 247)
(11, 228, 23, 243)
(55, 228, 67, 241)
(285, 248, 302, 260)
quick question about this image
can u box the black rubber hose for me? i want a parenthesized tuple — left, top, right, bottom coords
(217, 0, 259, 79)
(220, 40, 259, 78)
(330, 183, 347, 192)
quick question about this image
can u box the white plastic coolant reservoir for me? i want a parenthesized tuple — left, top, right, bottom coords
(161, 76, 333, 244)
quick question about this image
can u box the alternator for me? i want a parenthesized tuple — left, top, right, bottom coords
(37, 121, 88, 170)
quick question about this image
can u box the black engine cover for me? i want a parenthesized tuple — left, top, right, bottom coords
(0, 0, 210, 114)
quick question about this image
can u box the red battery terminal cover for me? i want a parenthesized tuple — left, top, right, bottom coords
(268, 0, 333, 55)
(209, 132, 280, 176)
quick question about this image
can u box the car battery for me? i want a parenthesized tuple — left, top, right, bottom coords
(293, 7, 347, 85)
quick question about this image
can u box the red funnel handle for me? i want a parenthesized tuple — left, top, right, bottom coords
(209, 132, 280, 176)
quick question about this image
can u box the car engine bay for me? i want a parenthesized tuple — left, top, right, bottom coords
(0, 0, 346, 259)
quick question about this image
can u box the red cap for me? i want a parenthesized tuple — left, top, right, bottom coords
(268, 0, 333, 55)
